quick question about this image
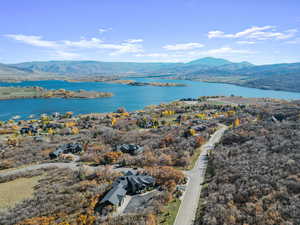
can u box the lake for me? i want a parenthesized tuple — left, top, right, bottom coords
(1, 78, 300, 121)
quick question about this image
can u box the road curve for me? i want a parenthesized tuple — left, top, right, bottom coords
(174, 125, 228, 225)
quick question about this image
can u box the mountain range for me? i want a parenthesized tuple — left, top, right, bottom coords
(0, 57, 300, 92)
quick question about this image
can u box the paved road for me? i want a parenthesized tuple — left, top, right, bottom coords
(174, 125, 227, 225)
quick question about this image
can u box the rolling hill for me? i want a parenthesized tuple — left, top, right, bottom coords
(12, 61, 180, 76)
(0, 57, 299, 92)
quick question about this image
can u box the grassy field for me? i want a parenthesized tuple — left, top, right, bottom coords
(0, 176, 41, 210)
(158, 198, 181, 225)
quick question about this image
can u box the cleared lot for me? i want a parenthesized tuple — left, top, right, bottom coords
(0, 176, 41, 210)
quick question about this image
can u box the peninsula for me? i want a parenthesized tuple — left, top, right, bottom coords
(0, 86, 113, 100)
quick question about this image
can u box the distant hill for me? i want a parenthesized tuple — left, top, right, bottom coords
(0, 63, 32, 77)
(0, 63, 58, 81)
(12, 61, 181, 76)
(183, 61, 300, 92)
(11, 58, 254, 76)
(1, 57, 300, 92)
(187, 57, 233, 67)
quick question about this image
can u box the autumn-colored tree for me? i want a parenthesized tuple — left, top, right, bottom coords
(103, 151, 123, 164)
(234, 118, 240, 127)
(71, 127, 79, 135)
(161, 110, 175, 117)
(184, 128, 196, 137)
(111, 117, 117, 126)
(195, 136, 206, 148)
(65, 121, 76, 128)
(146, 214, 157, 225)
(159, 135, 175, 147)
(142, 151, 158, 166)
(76, 214, 95, 225)
(17, 216, 56, 225)
(145, 166, 185, 187)
(195, 113, 206, 120)
(158, 154, 172, 166)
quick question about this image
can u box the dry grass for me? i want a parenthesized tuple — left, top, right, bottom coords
(0, 176, 41, 210)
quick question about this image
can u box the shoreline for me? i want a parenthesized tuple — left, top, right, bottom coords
(1, 77, 298, 93)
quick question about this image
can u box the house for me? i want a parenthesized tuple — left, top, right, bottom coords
(117, 144, 144, 155)
(99, 183, 127, 207)
(117, 171, 155, 194)
(20, 125, 38, 135)
(49, 143, 83, 159)
(191, 125, 207, 132)
(98, 171, 155, 208)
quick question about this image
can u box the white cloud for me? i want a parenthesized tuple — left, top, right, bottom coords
(5, 34, 58, 48)
(236, 41, 256, 45)
(107, 43, 143, 55)
(208, 26, 297, 40)
(5, 34, 143, 55)
(53, 51, 80, 59)
(136, 53, 170, 58)
(62, 38, 143, 54)
(163, 42, 204, 51)
(188, 47, 256, 57)
(126, 39, 144, 43)
(204, 47, 254, 55)
(135, 46, 254, 62)
(285, 37, 300, 44)
(63, 38, 103, 48)
(98, 28, 112, 33)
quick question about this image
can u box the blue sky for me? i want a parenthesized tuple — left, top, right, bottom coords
(1, 0, 300, 64)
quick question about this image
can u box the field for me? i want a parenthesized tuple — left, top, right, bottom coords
(0, 176, 41, 210)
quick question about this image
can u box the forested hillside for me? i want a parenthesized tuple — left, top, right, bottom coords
(195, 103, 300, 225)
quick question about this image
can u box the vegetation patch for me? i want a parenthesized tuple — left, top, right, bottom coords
(0, 176, 41, 210)
(194, 104, 300, 225)
(159, 198, 181, 225)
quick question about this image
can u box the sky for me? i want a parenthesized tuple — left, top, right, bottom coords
(1, 0, 300, 65)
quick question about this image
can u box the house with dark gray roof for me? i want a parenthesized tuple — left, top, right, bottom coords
(100, 183, 127, 206)
(98, 171, 155, 208)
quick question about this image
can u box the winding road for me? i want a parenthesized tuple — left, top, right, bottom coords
(174, 125, 227, 225)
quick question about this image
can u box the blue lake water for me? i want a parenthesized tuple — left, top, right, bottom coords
(1, 78, 300, 121)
